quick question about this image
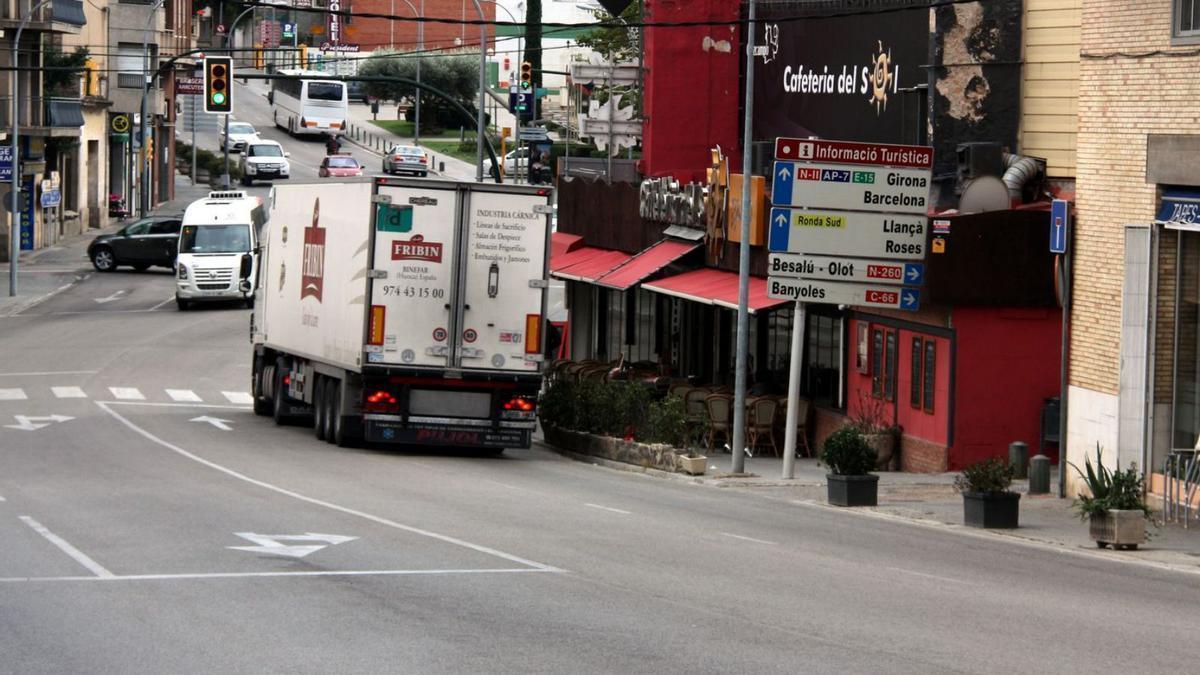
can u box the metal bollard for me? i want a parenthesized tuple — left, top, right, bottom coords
(1029, 454, 1051, 494)
(1009, 441, 1029, 479)
(439, 161, 445, 173)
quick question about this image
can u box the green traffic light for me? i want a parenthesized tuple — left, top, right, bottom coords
(212, 92, 226, 105)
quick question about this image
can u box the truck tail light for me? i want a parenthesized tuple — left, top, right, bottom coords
(364, 389, 399, 414)
(368, 305, 386, 345)
(501, 395, 537, 420)
(524, 314, 541, 354)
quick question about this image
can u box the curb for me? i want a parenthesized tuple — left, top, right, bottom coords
(0, 271, 91, 318)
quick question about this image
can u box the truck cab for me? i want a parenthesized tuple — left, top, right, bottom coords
(175, 190, 267, 310)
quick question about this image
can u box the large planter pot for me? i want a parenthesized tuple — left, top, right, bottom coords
(1089, 510, 1147, 550)
(677, 454, 708, 476)
(962, 491, 1021, 529)
(827, 474, 879, 507)
(863, 432, 897, 471)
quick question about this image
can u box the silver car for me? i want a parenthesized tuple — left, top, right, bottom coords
(382, 145, 430, 177)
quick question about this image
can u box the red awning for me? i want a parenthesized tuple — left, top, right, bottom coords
(594, 240, 700, 290)
(641, 268, 788, 314)
(551, 246, 633, 282)
(550, 231, 584, 260)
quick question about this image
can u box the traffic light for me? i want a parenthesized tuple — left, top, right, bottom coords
(204, 56, 233, 114)
(520, 61, 532, 91)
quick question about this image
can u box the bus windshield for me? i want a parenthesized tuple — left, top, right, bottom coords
(307, 82, 344, 101)
(180, 224, 252, 254)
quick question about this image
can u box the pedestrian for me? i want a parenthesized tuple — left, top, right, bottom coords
(325, 134, 341, 156)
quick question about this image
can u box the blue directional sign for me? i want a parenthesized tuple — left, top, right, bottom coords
(0, 145, 11, 181)
(1050, 198, 1068, 254)
(903, 263, 923, 285)
(772, 161, 794, 207)
(40, 188, 61, 209)
(900, 287, 920, 311)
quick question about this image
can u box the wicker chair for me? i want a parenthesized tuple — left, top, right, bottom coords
(704, 393, 733, 452)
(746, 396, 781, 457)
(684, 388, 711, 445)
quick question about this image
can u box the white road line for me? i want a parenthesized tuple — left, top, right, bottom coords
(51, 386, 88, 399)
(0, 495, 6, 502)
(105, 401, 250, 410)
(0, 370, 98, 377)
(149, 297, 176, 311)
(884, 566, 973, 586)
(0, 567, 559, 584)
(584, 503, 631, 515)
(166, 389, 202, 402)
(0, 388, 27, 400)
(18, 516, 114, 579)
(108, 387, 145, 401)
(720, 532, 778, 546)
(96, 401, 563, 573)
(221, 391, 253, 405)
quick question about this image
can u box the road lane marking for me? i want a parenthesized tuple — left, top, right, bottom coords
(0, 495, 6, 501)
(166, 389, 202, 402)
(0, 370, 97, 377)
(105, 401, 249, 410)
(720, 532, 778, 546)
(0, 388, 28, 400)
(884, 566, 973, 586)
(18, 516, 114, 578)
(190, 415, 233, 431)
(222, 391, 253, 405)
(108, 387, 145, 401)
(52, 386, 88, 399)
(228, 532, 357, 558)
(4, 414, 74, 431)
(149, 297, 175, 311)
(0, 567, 558, 584)
(584, 503, 631, 515)
(97, 401, 563, 573)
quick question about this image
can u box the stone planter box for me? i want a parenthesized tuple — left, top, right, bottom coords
(677, 455, 708, 476)
(962, 491, 1020, 529)
(543, 424, 687, 474)
(827, 474, 879, 507)
(1089, 510, 1146, 550)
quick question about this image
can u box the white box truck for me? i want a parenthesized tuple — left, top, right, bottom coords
(250, 177, 554, 450)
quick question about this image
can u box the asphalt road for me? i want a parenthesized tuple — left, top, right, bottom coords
(2, 271, 1200, 673)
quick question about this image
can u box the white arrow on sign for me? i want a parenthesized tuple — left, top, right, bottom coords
(5, 414, 74, 431)
(190, 415, 233, 431)
(227, 532, 358, 558)
(94, 290, 127, 304)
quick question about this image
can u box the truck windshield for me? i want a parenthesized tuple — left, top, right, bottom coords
(180, 224, 252, 254)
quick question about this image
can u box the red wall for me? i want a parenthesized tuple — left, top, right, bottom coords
(641, 0, 741, 182)
(350, 1, 496, 52)
(951, 307, 1062, 469)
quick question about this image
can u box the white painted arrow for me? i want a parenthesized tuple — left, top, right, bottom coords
(190, 415, 233, 431)
(4, 414, 74, 431)
(94, 290, 127, 304)
(227, 532, 358, 558)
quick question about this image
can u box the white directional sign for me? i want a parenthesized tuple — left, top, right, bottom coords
(227, 532, 358, 559)
(772, 161, 931, 214)
(767, 207, 927, 259)
(5, 414, 74, 431)
(768, 253, 924, 286)
(767, 278, 920, 311)
(190, 415, 233, 431)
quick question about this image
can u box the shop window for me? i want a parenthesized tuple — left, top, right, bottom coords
(805, 313, 842, 407)
(908, 337, 937, 413)
(922, 340, 936, 412)
(1173, 231, 1200, 448)
(871, 326, 896, 401)
(910, 337, 922, 408)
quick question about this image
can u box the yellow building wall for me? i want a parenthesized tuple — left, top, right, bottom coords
(1021, 0, 1081, 178)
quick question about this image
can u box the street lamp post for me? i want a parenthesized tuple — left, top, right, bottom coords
(392, 0, 425, 145)
(471, 0, 486, 182)
(138, 0, 167, 218)
(222, 7, 258, 189)
(8, 0, 55, 297)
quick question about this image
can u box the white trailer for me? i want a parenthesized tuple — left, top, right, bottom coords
(251, 177, 554, 449)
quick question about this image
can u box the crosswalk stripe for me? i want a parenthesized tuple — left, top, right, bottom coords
(165, 389, 202, 402)
(51, 386, 88, 399)
(222, 391, 253, 405)
(0, 388, 28, 401)
(108, 387, 146, 401)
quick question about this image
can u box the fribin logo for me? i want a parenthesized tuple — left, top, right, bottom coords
(391, 235, 443, 263)
(302, 198, 326, 302)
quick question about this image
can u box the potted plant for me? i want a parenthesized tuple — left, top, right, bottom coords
(849, 392, 900, 471)
(1071, 447, 1151, 550)
(645, 394, 707, 475)
(954, 457, 1020, 528)
(821, 426, 879, 507)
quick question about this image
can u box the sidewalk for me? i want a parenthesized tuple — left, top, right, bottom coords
(0, 178, 213, 317)
(538, 438, 1200, 575)
(342, 94, 481, 181)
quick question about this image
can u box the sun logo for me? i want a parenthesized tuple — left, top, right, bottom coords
(868, 40, 893, 114)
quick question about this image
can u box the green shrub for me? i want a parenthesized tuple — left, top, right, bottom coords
(954, 457, 1015, 494)
(639, 394, 687, 447)
(820, 426, 877, 476)
(538, 378, 576, 430)
(1070, 446, 1150, 519)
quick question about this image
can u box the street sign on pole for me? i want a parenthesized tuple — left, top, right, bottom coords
(772, 160, 931, 214)
(0, 145, 11, 181)
(1050, 198, 1069, 254)
(174, 76, 203, 96)
(768, 252, 924, 286)
(767, 278, 921, 311)
(39, 188, 61, 209)
(767, 206, 927, 259)
(774, 137, 934, 169)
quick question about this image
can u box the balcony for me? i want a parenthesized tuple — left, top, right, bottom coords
(0, 96, 85, 135)
(1, 0, 86, 30)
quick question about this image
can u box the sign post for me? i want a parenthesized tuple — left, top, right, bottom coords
(770, 136, 933, 478)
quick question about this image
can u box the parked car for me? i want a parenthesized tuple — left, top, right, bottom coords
(345, 80, 370, 104)
(239, 140, 291, 186)
(219, 121, 259, 153)
(87, 215, 183, 272)
(382, 144, 430, 176)
(319, 154, 364, 177)
(482, 147, 530, 178)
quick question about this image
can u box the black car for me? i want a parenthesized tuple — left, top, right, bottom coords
(87, 216, 184, 272)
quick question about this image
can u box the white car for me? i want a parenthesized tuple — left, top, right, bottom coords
(220, 121, 259, 153)
(482, 148, 530, 177)
(239, 140, 291, 186)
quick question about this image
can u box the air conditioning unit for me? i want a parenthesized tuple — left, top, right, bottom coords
(956, 142, 1003, 183)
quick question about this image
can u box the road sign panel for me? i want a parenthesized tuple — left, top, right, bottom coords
(175, 76, 203, 95)
(774, 138, 934, 169)
(1050, 198, 1068, 254)
(768, 207, 927, 259)
(768, 253, 924, 286)
(0, 145, 10, 181)
(766, 278, 921, 311)
(772, 161, 931, 214)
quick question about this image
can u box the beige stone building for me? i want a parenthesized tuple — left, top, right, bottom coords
(1068, 0, 1200, 495)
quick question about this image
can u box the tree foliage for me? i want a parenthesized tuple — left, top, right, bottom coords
(577, 2, 640, 63)
(356, 51, 483, 133)
(44, 47, 90, 96)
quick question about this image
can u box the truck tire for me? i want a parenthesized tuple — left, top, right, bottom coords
(321, 379, 337, 442)
(272, 359, 291, 426)
(313, 375, 327, 440)
(252, 357, 272, 416)
(331, 387, 359, 448)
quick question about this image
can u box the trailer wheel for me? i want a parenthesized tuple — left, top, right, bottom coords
(252, 356, 272, 416)
(272, 359, 291, 426)
(331, 387, 359, 448)
(313, 376, 327, 440)
(321, 379, 337, 443)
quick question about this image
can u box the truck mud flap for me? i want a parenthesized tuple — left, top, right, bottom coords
(365, 420, 530, 449)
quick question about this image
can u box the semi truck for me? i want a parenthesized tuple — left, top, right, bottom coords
(250, 177, 554, 450)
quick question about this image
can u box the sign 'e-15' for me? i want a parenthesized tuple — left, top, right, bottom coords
(772, 161, 930, 214)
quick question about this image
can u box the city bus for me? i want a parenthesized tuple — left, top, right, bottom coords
(269, 69, 349, 137)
